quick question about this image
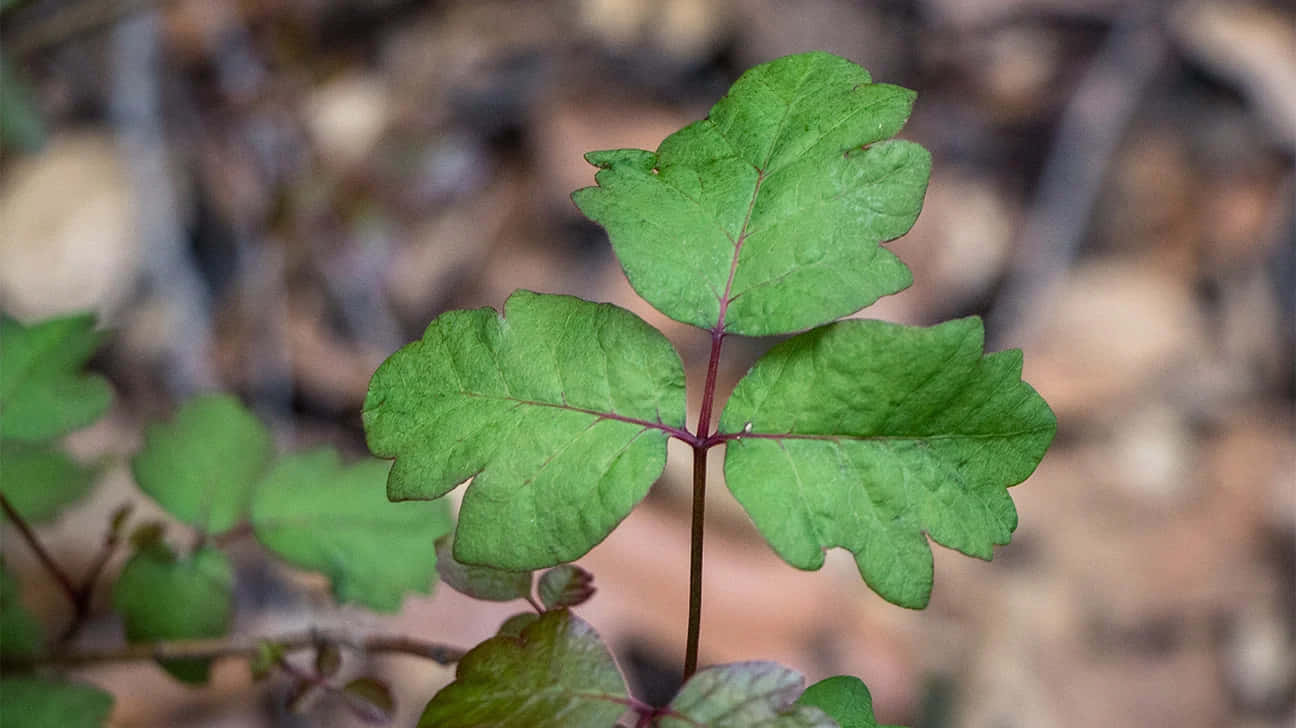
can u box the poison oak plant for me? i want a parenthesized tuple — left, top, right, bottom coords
(0, 52, 1054, 728)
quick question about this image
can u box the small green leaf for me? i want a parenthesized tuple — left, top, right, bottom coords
(417, 609, 628, 728)
(0, 561, 44, 659)
(720, 317, 1056, 608)
(342, 677, 396, 725)
(0, 677, 113, 728)
(0, 314, 112, 442)
(0, 440, 96, 522)
(250, 449, 452, 611)
(573, 51, 929, 336)
(658, 662, 835, 727)
(798, 676, 900, 728)
(112, 544, 234, 683)
(436, 536, 533, 602)
(0, 57, 46, 152)
(496, 612, 540, 637)
(364, 290, 686, 570)
(131, 394, 273, 533)
(537, 564, 595, 609)
(250, 641, 284, 681)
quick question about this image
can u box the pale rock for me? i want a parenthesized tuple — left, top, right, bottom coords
(305, 73, 391, 169)
(0, 133, 139, 319)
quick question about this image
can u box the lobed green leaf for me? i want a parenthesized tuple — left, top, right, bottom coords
(573, 51, 930, 336)
(720, 317, 1056, 608)
(250, 449, 452, 612)
(131, 394, 273, 534)
(0, 314, 112, 442)
(111, 544, 234, 683)
(363, 290, 686, 570)
(0, 440, 96, 523)
(417, 608, 628, 727)
(0, 677, 112, 728)
(797, 676, 905, 728)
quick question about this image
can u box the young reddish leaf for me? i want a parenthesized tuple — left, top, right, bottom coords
(0, 677, 113, 728)
(111, 544, 234, 683)
(342, 677, 396, 725)
(497, 612, 540, 637)
(364, 290, 686, 571)
(0, 440, 96, 523)
(417, 609, 629, 727)
(0, 314, 112, 442)
(719, 317, 1056, 608)
(131, 395, 273, 533)
(250, 449, 452, 612)
(314, 642, 343, 678)
(573, 52, 929, 337)
(657, 662, 835, 727)
(796, 676, 899, 728)
(537, 564, 595, 609)
(435, 535, 533, 602)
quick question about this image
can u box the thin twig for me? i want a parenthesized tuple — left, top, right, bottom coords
(3, 628, 465, 668)
(0, 492, 80, 608)
(59, 503, 133, 645)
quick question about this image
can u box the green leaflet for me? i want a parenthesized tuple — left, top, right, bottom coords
(417, 609, 628, 728)
(0, 677, 113, 728)
(363, 290, 686, 570)
(719, 317, 1056, 608)
(659, 662, 836, 727)
(250, 449, 453, 611)
(537, 564, 595, 609)
(131, 394, 274, 534)
(573, 51, 929, 336)
(111, 544, 234, 683)
(797, 676, 905, 728)
(0, 314, 112, 442)
(0, 440, 96, 523)
(435, 536, 533, 603)
(1, 561, 44, 659)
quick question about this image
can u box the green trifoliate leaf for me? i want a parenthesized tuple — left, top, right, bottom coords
(111, 544, 234, 683)
(0, 440, 96, 522)
(131, 394, 273, 533)
(364, 290, 686, 570)
(417, 609, 628, 728)
(0, 314, 112, 442)
(658, 662, 836, 727)
(797, 676, 905, 728)
(573, 51, 929, 336)
(435, 536, 533, 603)
(1, 561, 44, 659)
(720, 317, 1056, 608)
(250, 448, 452, 611)
(0, 677, 112, 728)
(537, 564, 595, 609)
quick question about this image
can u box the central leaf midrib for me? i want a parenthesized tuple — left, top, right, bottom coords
(454, 390, 676, 435)
(725, 424, 1055, 443)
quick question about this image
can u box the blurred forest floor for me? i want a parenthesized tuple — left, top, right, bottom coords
(1, 0, 1293, 726)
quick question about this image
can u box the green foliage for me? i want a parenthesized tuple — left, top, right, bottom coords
(251, 449, 453, 611)
(572, 51, 928, 336)
(363, 290, 687, 569)
(0, 561, 44, 659)
(435, 536, 533, 602)
(0, 440, 95, 522)
(132, 394, 273, 534)
(417, 609, 628, 728)
(719, 317, 1055, 608)
(661, 663, 836, 727)
(111, 544, 234, 683)
(797, 676, 899, 728)
(0, 314, 111, 442)
(0, 677, 112, 728)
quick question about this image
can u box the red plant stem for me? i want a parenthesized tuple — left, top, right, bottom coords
(0, 492, 80, 608)
(684, 327, 726, 679)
